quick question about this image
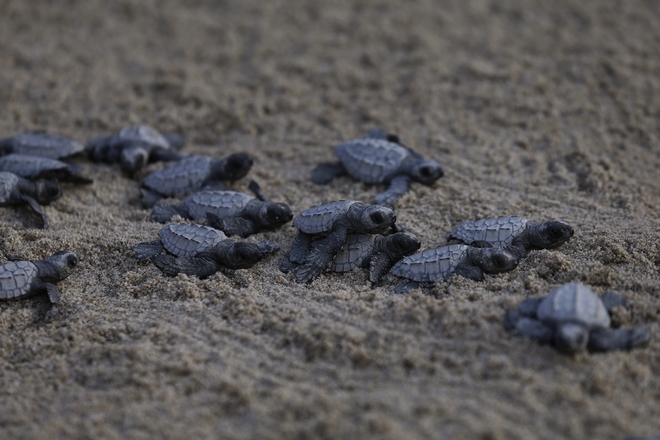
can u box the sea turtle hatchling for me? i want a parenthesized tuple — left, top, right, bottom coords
(0, 171, 62, 228)
(150, 181, 293, 237)
(447, 216, 574, 260)
(504, 283, 651, 354)
(311, 129, 444, 206)
(86, 124, 186, 174)
(389, 244, 518, 293)
(0, 132, 84, 160)
(0, 154, 92, 184)
(134, 223, 279, 279)
(284, 200, 397, 284)
(140, 153, 253, 208)
(0, 251, 80, 319)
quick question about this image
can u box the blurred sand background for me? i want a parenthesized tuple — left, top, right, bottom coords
(0, 0, 659, 438)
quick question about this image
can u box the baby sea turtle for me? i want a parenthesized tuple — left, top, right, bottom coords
(86, 124, 186, 174)
(140, 153, 254, 208)
(284, 200, 397, 284)
(389, 244, 518, 293)
(0, 251, 80, 319)
(150, 181, 293, 237)
(0, 132, 84, 159)
(0, 154, 92, 184)
(504, 283, 651, 354)
(448, 216, 574, 260)
(0, 171, 62, 228)
(134, 223, 279, 279)
(311, 129, 444, 206)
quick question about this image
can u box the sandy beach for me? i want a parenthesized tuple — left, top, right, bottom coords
(0, 0, 659, 438)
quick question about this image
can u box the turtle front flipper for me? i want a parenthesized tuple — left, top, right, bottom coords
(311, 161, 347, 185)
(296, 228, 348, 284)
(140, 188, 164, 208)
(154, 254, 220, 279)
(206, 213, 257, 238)
(288, 232, 312, 264)
(248, 180, 268, 202)
(517, 297, 543, 318)
(149, 146, 185, 163)
(394, 280, 424, 294)
(134, 240, 165, 260)
(454, 263, 484, 281)
(374, 174, 411, 207)
(588, 326, 651, 352)
(151, 203, 191, 223)
(41, 282, 61, 321)
(505, 313, 553, 344)
(368, 251, 392, 284)
(256, 240, 280, 254)
(20, 195, 48, 229)
(469, 241, 494, 248)
(600, 291, 626, 312)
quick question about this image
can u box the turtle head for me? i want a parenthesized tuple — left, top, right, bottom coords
(120, 143, 150, 174)
(224, 242, 263, 269)
(216, 153, 254, 181)
(385, 232, 421, 259)
(34, 179, 63, 204)
(554, 323, 589, 354)
(44, 251, 80, 280)
(536, 221, 574, 249)
(411, 160, 444, 184)
(260, 203, 293, 227)
(359, 205, 396, 234)
(478, 248, 518, 274)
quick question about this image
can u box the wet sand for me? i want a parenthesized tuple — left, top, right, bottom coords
(0, 1, 659, 438)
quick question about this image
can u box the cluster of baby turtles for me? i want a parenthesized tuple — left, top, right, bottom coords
(0, 125, 652, 354)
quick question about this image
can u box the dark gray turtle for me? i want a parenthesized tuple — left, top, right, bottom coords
(0, 251, 80, 319)
(283, 200, 397, 284)
(311, 129, 443, 206)
(150, 181, 293, 237)
(0, 171, 62, 228)
(86, 124, 186, 174)
(0, 132, 84, 159)
(140, 153, 253, 208)
(134, 223, 279, 279)
(0, 154, 92, 184)
(448, 216, 574, 260)
(389, 244, 518, 293)
(504, 283, 651, 354)
(329, 230, 421, 283)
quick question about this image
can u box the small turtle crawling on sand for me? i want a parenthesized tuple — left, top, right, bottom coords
(140, 153, 254, 208)
(282, 200, 397, 284)
(389, 244, 518, 293)
(0, 154, 92, 184)
(134, 223, 279, 279)
(311, 129, 444, 206)
(504, 283, 651, 354)
(447, 216, 574, 260)
(0, 171, 62, 228)
(150, 181, 293, 237)
(0, 132, 84, 160)
(0, 251, 80, 319)
(86, 124, 186, 174)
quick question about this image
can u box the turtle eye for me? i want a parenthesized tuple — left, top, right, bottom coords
(67, 257, 78, 268)
(493, 255, 505, 268)
(550, 227, 563, 238)
(371, 212, 384, 224)
(386, 134, 400, 143)
(420, 166, 432, 178)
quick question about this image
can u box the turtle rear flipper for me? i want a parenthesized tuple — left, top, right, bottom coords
(588, 326, 651, 352)
(134, 240, 165, 260)
(600, 291, 626, 312)
(206, 213, 256, 238)
(151, 203, 190, 223)
(373, 174, 411, 207)
(154, 254, 219, 279)
(311, 161, 347, 185)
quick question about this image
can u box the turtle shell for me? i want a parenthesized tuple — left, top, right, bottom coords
(0, 261, 38, 300)
(0, 154, 72, 179)
(293, 200, 358, 235)
(389, 244, 470, 282)
(449, 216, 529, 247)
(118, 125, 169, 149)
(142, 156, 212, 197)
(537, 283, 610, 328)
(159, 223, 228, 258)
(4, 133, 84, 159)
(183, 191, 254, 220)
(0, 172, 19, 203)
(330, 234, 375, 272)
(336, 139, 410, 184)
